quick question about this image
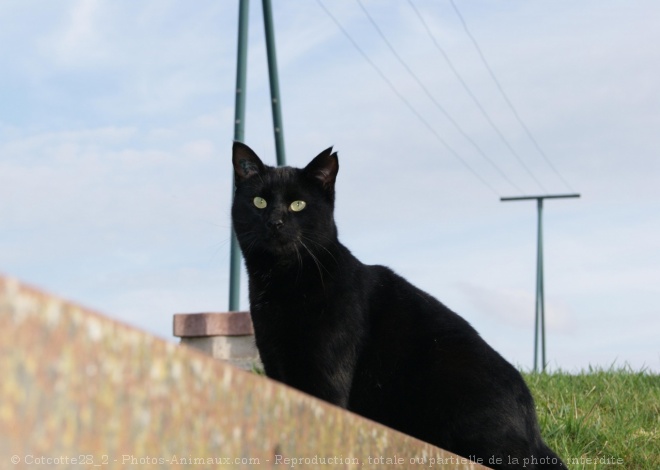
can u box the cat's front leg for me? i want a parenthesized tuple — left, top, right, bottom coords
(251, 329, 286, 382)
(258, 352, 284, 382)
(252, 330, 352, 406)
(272, 338, 356, 408)
(287, 360, 353, 408)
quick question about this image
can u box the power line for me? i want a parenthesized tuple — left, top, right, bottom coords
(449, 0, 575, 193)
(356, 0, 525, 195)
(316, 0, 500, 196)
(406, 0, 547, 194)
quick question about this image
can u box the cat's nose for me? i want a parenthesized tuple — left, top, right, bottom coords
(267, 218, 284, 230)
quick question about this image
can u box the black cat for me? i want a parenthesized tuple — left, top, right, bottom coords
(231, 142, 565, 469)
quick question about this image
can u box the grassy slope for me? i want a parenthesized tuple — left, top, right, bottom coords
(524, 368, 660, 469)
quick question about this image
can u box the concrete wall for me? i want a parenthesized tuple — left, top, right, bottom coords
(0, 275, 488, 469)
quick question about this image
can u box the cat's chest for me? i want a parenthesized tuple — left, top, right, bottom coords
(250, 269, 331, 302)
(249, 281, 341, 336)
(251, 292, 328, 322)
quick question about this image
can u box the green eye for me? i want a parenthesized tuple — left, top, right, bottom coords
(253, 197, 267, 209)
(290, 200, 306, 212)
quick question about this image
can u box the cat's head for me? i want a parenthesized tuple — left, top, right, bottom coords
(231, 142, 339, 263)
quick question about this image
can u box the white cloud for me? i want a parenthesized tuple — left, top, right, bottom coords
(47, 0, 105, 66)
(457, 282, 573, 332)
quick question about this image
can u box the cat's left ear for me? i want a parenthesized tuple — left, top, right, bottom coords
(303, 147, 338, 190)
(233, 141, 265, 183)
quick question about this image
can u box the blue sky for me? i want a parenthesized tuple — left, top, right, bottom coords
(1, 1, 659, 373)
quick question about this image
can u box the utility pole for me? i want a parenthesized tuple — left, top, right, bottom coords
(228, 0, 250, 312)
(228, 0, 287, 311)
(501, 193, 580, 372)
(262, 0, 287, 166)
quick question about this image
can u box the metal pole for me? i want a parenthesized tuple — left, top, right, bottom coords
(501, 193, 580, 372)
(533, 201, 540, 372)
(262, 0, 286, 166)
(535, 198, 545, 372)
(228, 0, 250, 312)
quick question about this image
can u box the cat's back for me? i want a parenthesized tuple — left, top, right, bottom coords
(358, 263, 477, 341)
(362, 264, 537, 399)
(351, 264, 541, 456)
(352, 263, 504, 382)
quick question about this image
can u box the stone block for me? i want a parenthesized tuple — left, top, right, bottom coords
(173, 311, 261, 371)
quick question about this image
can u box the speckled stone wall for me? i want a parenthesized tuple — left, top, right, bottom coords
(0, 275, 488, 470)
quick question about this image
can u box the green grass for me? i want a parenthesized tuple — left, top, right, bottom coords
(251, 364, 658, 467)
(524, 366, 659, 469)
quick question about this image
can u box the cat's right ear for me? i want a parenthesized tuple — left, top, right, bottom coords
(233, 142, 265, 183)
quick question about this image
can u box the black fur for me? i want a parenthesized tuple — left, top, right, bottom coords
(231, 142, 566, 469)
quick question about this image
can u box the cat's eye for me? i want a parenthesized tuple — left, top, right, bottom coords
(290, 200, 306, 212)
(253, 197, 267, 209)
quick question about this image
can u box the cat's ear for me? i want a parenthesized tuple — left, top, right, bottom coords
(233, 141, 265, 182)
(304, 146, 338, 190)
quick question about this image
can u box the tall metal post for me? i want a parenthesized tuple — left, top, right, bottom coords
(228, 0, 250, 312)
(535, 198, 545, 372)
(501, 193, 580, 372)
(262, 0, 287, 166)
(228, 0, 287, 310)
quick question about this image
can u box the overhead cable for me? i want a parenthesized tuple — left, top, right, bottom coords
(356, 0, 525, 195)
(407, 0, 547, 194)
(449, 0, 575, 192)
(316, 0, 501, 196)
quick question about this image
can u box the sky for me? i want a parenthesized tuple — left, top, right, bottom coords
(1, 0, 658, 373)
